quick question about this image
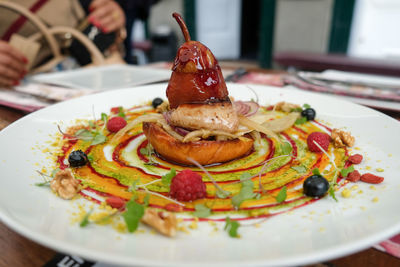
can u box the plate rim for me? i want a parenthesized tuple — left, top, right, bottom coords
(0, 83, 399, 266)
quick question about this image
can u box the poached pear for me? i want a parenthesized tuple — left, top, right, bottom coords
(166, 13, 229, 109)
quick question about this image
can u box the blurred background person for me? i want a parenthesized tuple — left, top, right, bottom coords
(0, 0, 126, 87)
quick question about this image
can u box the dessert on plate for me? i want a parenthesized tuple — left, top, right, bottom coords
(39, 13, 383, 238)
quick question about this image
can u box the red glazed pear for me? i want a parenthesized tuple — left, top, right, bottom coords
(166, 13, 228, 109)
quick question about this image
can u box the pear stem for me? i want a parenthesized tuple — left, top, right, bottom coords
(172, 12, 191, 42)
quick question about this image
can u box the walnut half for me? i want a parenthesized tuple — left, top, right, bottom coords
(331, 128, 355, 148)
(50, 169, 80, 200)
(141, 208, 177, 237)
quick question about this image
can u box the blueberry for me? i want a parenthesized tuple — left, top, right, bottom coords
(303, 175, 329, 197)
(301, 108, 316, 121)
(152, 98, 164, 108)
(68, 150, 88, 167)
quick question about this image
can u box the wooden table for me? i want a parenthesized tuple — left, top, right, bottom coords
(0, 101, 399, 267)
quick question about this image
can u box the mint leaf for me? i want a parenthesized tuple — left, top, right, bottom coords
(291, 107, 303, 113)
(224, 217, 240, 238)
(143, 194, 150, 207)
(91, 133, 107, 145)
(101, 112, 108, 123)
(340, 165, 355, 177)
(74, 128, 106, 145)
(80, 209, 93, 227)
(232, 179, 256, 208)
(122, 198, 145, 232)
(280, 142, 292, 155)
(303, 103, 311, 109)
(88, 120, 95, 129)
(140, 147, 149, 155)
(312, 168, 321, 176)
(118, 107, 126, 118)
(128, 179, 140, 192)
(240, 172, 252, 181)
(75, 129, 93, 139)
(328, 186, 338, 202)
(161, 168, 176, 186)
(35, 181, 50, 187)
(216, 189, 231, 199)
(140, 144, 156, 166)
(295, 117, 307, 125)
(275, 186, 287, 203)
(193, 204, 211, 218)
(291, 165, 307, 174)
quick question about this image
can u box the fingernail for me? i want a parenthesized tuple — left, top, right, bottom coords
(22, 57, 28, 64)
(20, 70, 27, 78)
(101, 27, 108, 33)
(13, 80, 20, 86)
(90, 19, 101, 29)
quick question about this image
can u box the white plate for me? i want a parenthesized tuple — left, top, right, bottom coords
(1, 84, 400, 267)
(31, 64, 171, 90)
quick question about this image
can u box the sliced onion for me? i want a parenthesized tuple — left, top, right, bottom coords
(182, 129, 239, 143)
(245, 101, 260, 116)
(174, 127, 190, 136)
(238, 115, 280, 142)
(163, 111, 172, 124)
(234, 101, 259, 117)
(234, 101, 250, 116)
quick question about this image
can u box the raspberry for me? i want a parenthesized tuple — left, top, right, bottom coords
(169, 169, 206, 201)
(307, 132, 330, 153)
(107, 116, 127, 133)
(348, 154, 363, 164)
(347, 170, 361, 182)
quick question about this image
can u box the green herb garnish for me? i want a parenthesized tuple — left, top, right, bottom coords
(216, 189, 231, 199)
(128, 178, 140, 193)
(291, 107, 303, 113)
(291, 165, 307, 173)
(80, 209, 93, 227)
(340, 165, 355, 177)
(143, 194, 150, 207)
(275, 186, 287, 203)
(161, 168, 176, 186)
(231, 175, 257, 208)
(224, 217, 240, 238)
(118, 107, 126, 118)
(295, 117, 307, 125)
(122, 197, 145, 233)
(193, 204, 211, 218)
(73, 128, 107, 146)
(280, 142, 292, 155)
(328, 186, 338, 202)
(35, 181, 50, 187)
(140, 144, 156, 165)
(312, 168, 321, 175)
(91, 133, 107, 145)
(101, 112, 108, 122)
(87, 155, 94, 162)
(35, 169, 59, 187)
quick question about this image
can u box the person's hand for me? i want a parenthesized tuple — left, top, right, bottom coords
(88, 0, 125, 34)
(0, 41, 28, 87)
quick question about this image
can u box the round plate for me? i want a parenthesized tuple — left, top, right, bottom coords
(0, 84, 399, 266)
